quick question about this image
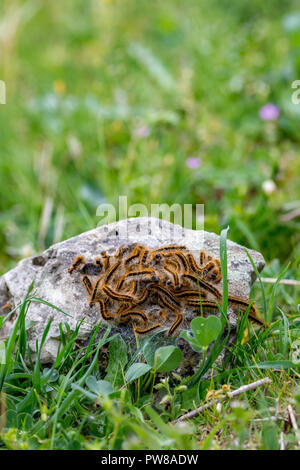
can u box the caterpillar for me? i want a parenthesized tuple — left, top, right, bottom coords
(98, 298, 114, 320)
(125, 269, 154, 280)
(120, 309, 148, 324)
(158, 293, 177, 312)
(102, 285, 134, 303)
(101, 252, 110, 270)
(168, 312, 184, 336)
(163, 265, 180, 287)
(155, 245, 186, 252)
(82, 275, 93, 296)
(134, 323, 163, 335)
(140, 248, 149, 266)
(69, 255, 85, 273)
(173, 289, 207, 299)
(151, 284, 180, 307)
(228, 295, 264, 325)
(181, 273, 222, 300)
(173, 251, 189, 272)
(186, 253, 202, 273)
(105, 260, 122, 283)
(124, 245, 143, 265)
(186, 300, 219, 310)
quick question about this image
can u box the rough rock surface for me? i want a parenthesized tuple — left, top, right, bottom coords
(0, 217, 265, 364)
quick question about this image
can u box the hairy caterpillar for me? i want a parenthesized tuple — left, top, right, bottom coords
(168, 312, 184, 336)
(69, 255, 85, 273)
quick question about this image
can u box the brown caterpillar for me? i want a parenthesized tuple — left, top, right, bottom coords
(69, 255, 85, 273)
(102, 285, 134, 303)
(134, 323, 163, 335)
(70, 243, 263, 336)
(173, 289, 208, 299)
(168, 312, 184, 336)
(119, 309, 148, 324)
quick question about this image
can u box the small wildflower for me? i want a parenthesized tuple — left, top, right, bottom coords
(21, 244, 34, 258)
(262, 179, 276, 195)
(206, 389, 215, 401)
(186, 156, 201, 169)
(135, 125, 150, 138)
(259, 103, 279, 121)
(175, 385, 188, 392)
(53, 79, 66, 95)
(216, 402, 222, 414)
(222, 384, 231, 393)
(172, 372, 182, 382)
(160, 394, 171, 405)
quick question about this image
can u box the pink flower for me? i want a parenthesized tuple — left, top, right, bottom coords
(186, 157, 201, 169)
(259, 103, 279, 121)
(135, 125, 150, 138)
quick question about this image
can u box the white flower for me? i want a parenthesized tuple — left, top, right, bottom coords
(262, 179, 276, 195)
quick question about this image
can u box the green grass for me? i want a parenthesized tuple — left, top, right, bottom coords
(0, 0, 299, 450)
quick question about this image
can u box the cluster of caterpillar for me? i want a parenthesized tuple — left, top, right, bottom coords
(68, 243, 263, 336)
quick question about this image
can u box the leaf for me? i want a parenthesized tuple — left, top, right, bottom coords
(142, 330, 174, 366)
(179, 330, 202, 352)
(155, 345, 182, 373)
(125, 363, 152, 382)
(86, 376, 114, 396)
(262, 424, 279, 450)
(267, 263, 290, 324)
(191, 316, 222, 348)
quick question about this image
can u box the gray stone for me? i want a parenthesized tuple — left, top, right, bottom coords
(0, 217, 265, 364)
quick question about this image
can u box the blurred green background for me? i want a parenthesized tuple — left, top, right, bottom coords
(0, 0, 300, 275)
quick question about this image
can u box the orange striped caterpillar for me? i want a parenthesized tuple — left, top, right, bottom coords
(119, 309, 148, 324)
(156, 245, 186, 252)
(140, 248, 149, 266)
(168, 312, 184, 336)
(100, 252, 110, 270)
(181, 273, 222, 300)
(82, 275, 93, 296)
(158, 293, 177, 312)
(186, 253, 202, 273)
(173, 289, 208, 300)
(186, 300, 219, 311)
(102, 285, 134, 303)
(69, 255, 85, 273)
(202, 260, 222, 283)
(134, 323, 163, 335)
(124, 269, 154, 280)
(105, 261, 122, 283)
(227, 295, 264, 325)
(163, 265, 180, 287)
(172, 251, 189, 272)
(98, 298, 115, 320)
(124, 245, 143, 265)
